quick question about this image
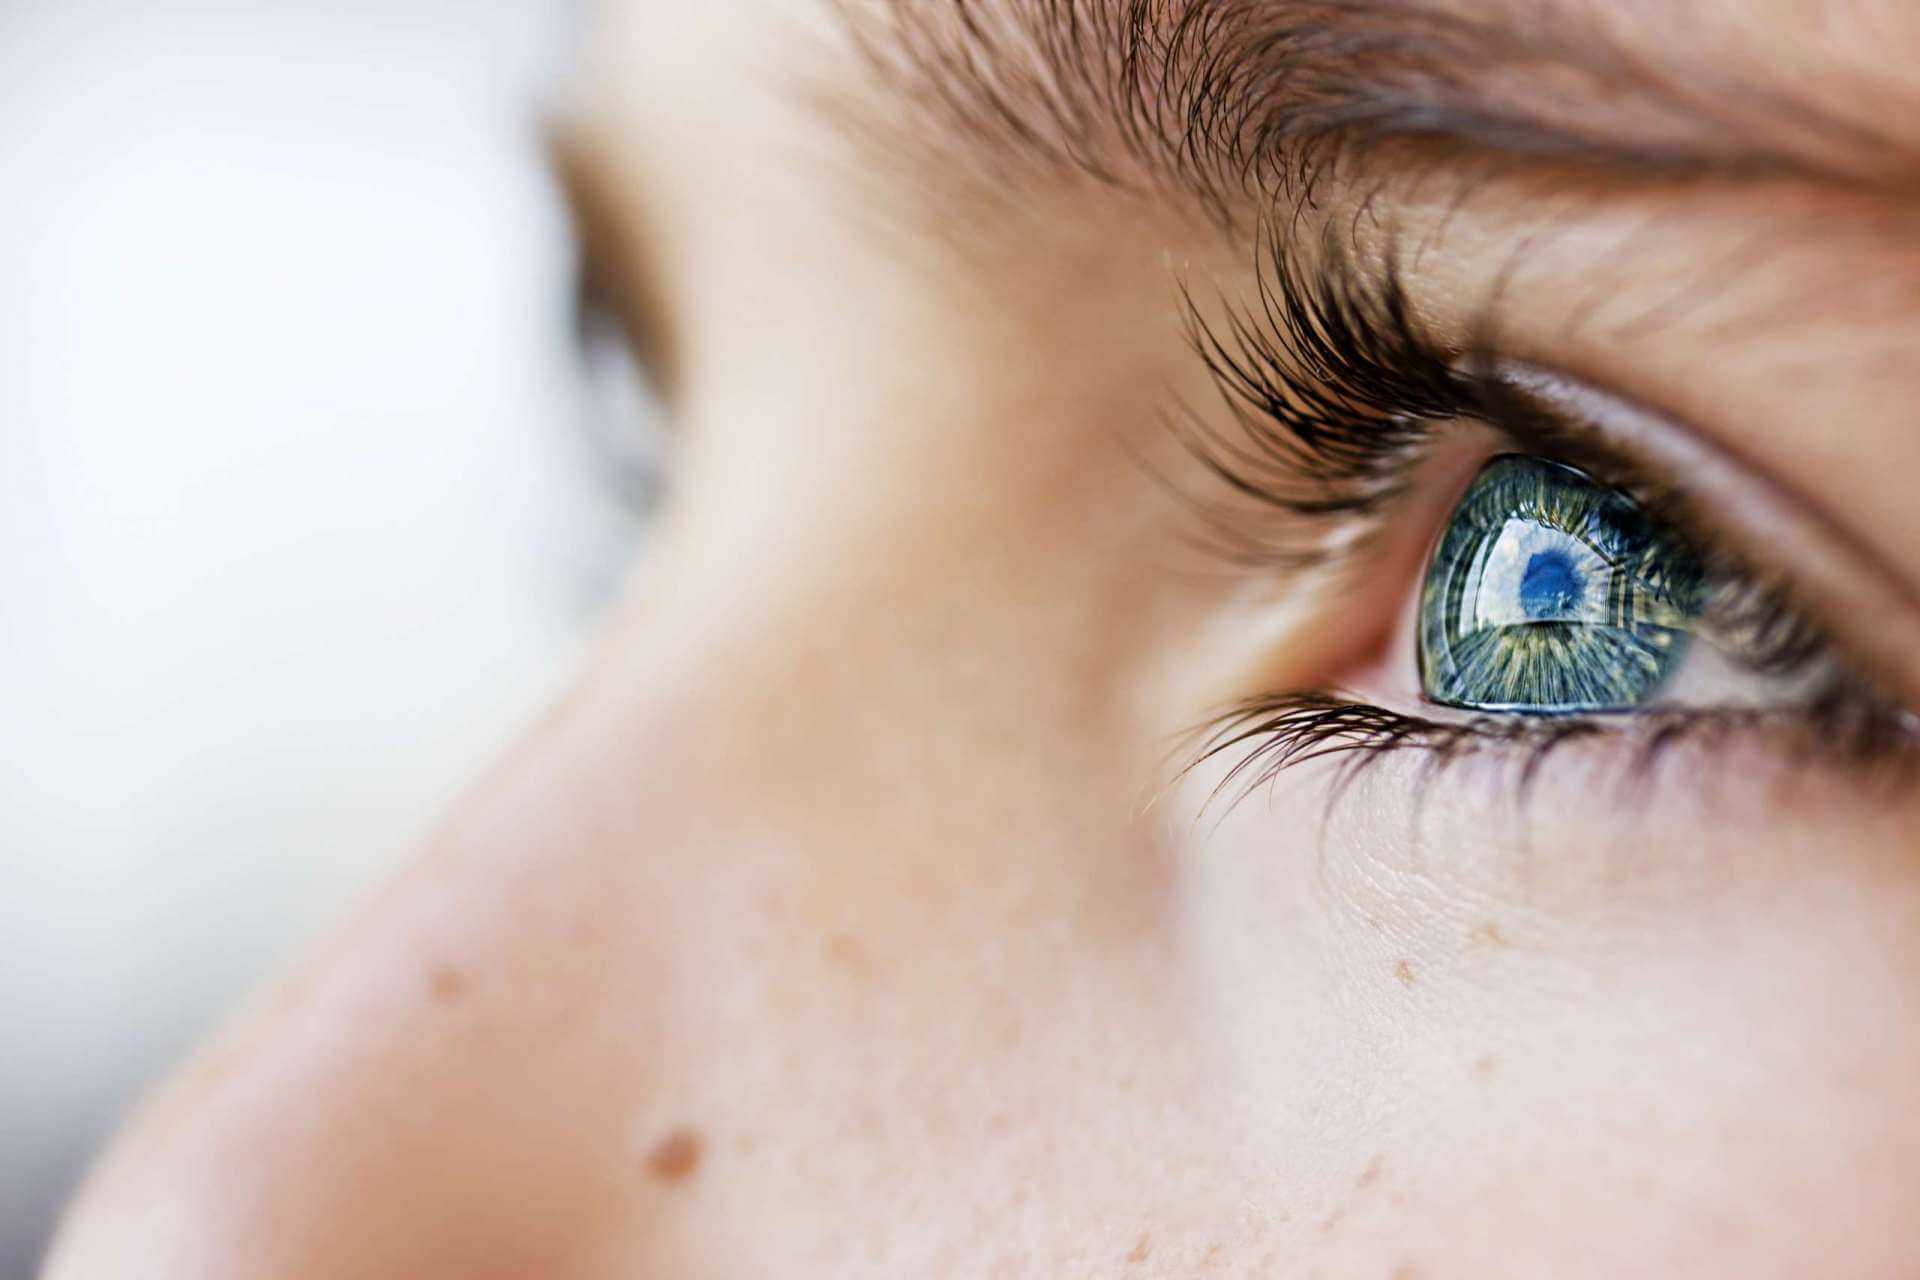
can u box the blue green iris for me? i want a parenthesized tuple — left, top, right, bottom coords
(1418, 455, 1705, 714)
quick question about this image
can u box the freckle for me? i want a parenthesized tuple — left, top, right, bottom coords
(428, 966, 468, 1004)
(645, 1128, 703, 1184)
(1394, 959, 1416, 986)
(1357, 1153, 1384, 1189)
(1127, 1234, 1152, 1264)
(1391, 1264, 1424, 1280)
(823, 931, 869, 976)
(1474, 1054, 1498, 1083)
(1469, 919, 1509, 949)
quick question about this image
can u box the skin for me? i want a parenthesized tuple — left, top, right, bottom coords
(45, 0, 1920, 1275)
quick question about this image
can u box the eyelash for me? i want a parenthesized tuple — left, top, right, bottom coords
(1178, 213, 1919, 793)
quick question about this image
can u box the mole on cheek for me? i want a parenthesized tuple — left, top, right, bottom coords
(428, 965, 469, 1005)
(645, 1129, 704, 1184)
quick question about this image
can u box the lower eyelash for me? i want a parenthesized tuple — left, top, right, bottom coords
(1194, 692, 1603, 818)
(1189, 690, 1920, 820)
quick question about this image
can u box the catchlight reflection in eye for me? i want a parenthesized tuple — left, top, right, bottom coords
(1419, 455, 1705, 714)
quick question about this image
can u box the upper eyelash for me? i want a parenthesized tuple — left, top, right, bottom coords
(1173, 216, 1465, 557)
(1175, 210, 1915, 778)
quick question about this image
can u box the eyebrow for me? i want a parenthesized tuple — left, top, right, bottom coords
(835, 0, 1917, 220)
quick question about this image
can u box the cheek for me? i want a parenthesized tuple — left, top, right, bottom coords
(1176, 750, 1920, 1269)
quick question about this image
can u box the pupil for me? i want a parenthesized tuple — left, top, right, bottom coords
(1517, 549, 1583, 619)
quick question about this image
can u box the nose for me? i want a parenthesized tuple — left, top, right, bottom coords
(38, 654, 713, 1278)
(41, 500, 1175, 1279)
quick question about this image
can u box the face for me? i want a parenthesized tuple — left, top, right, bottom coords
(46, 1, 1920, 1275)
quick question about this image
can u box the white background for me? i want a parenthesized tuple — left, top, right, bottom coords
(0, 2, 643, 1270)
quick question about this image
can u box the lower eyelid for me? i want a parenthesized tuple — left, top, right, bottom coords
(1191, 690, 1628, 827)
(1188, 687, 1910, 837)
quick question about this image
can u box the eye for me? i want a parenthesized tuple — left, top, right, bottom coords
(1418, 455, 1705, 714)
(1178, 222, 1918, 793)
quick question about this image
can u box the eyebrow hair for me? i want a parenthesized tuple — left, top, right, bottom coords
(833, 0, 1914, 222)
